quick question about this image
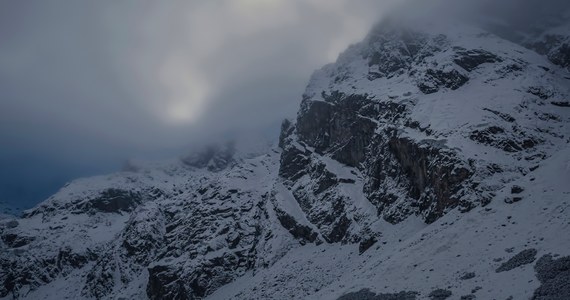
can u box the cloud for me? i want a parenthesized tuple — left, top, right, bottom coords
(1, 0, 568, 160)
(0, 0, 397, 208)
(98, 0, 397, 129)
(5, 0, 564, 209)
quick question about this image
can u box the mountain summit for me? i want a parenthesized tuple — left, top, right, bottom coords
(2, 10, 570, 300)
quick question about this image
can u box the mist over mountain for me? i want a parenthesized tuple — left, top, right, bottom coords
(0, 0, 395, 213)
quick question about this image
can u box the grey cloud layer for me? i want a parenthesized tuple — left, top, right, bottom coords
(1, 0, 568, 210)
(0, 0, 395, 157)
(0, 0, 394, 209)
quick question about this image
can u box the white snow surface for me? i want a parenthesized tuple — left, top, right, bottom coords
(211, 146, 570, 299)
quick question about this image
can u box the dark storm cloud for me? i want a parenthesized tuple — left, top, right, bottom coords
(0, 0, 397, 209)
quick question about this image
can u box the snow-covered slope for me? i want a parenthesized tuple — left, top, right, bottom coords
(212, 147, 570, 299)
(2, 14, 570, 300)
(0, 147, 291, 299)
(278, 18, 570, 242)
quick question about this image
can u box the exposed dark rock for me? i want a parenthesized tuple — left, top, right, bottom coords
(76, 188, 142, 214)
(538, 113, 562, 122)
(57, 247, 91, 270)
(337, 288, 418, 300)
(278, 141, 311, 182)
(338, 289, 378, 300)
(428, 288, 452, 299)
(469, 126, 539, 153)
(458, 199, 477, 213)
(82, 254, 116, 299)
(418, 68, 469, 94)
(339, 178, 356, 184)
(0, 245, 97, 298)
(297, 99, 334, 151)
(1, 233, 35, 248)
(511, 185, 524, 194)
(147, 251, 253, 300)
(504, 197, 523, 204)
(297, 93, 377, 167)
(121, 206, 166, 265)
(279, 119, 294, 149)
(496, 248, 538, 273)
(460, 295, 476, 300)
(386, 137, 471, 223)
(532, 254, 570, 299)
(373, 102, 408, 123)
(527, 86, 553, 100)
(359, 236, 378, 254)
(460, 272, 476, 280)
(226, 232, 241, 249)
(551, 101, 570, 107)
(483, 108, 516, 122)
(454, 48, 502, 71)
(275, 208, 319, 245)
(147, 265, 188, 300)
(325, 213, 351, 243)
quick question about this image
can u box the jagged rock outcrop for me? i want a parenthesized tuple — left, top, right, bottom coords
(533, 254, 570, 299)
(276, 17, 570, 243)
(0, 149, 288, 299)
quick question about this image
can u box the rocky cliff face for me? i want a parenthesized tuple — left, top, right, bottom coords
(2, 14, 570, 300)
(278, 18, 569, 243)
(0, 148, 290, 299)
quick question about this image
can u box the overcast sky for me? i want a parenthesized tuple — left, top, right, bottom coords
(1, 0, 567, 212)
(0, 0, 397, 210)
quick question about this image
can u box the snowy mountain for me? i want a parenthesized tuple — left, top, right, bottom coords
(2, 13, 570, 300)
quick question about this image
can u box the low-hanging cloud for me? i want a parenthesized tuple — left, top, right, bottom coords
(101, 0, 402, 134)
(0, 0, 398, 209)
(0, 0, 398, 153)
(1, 0, 568, 210)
